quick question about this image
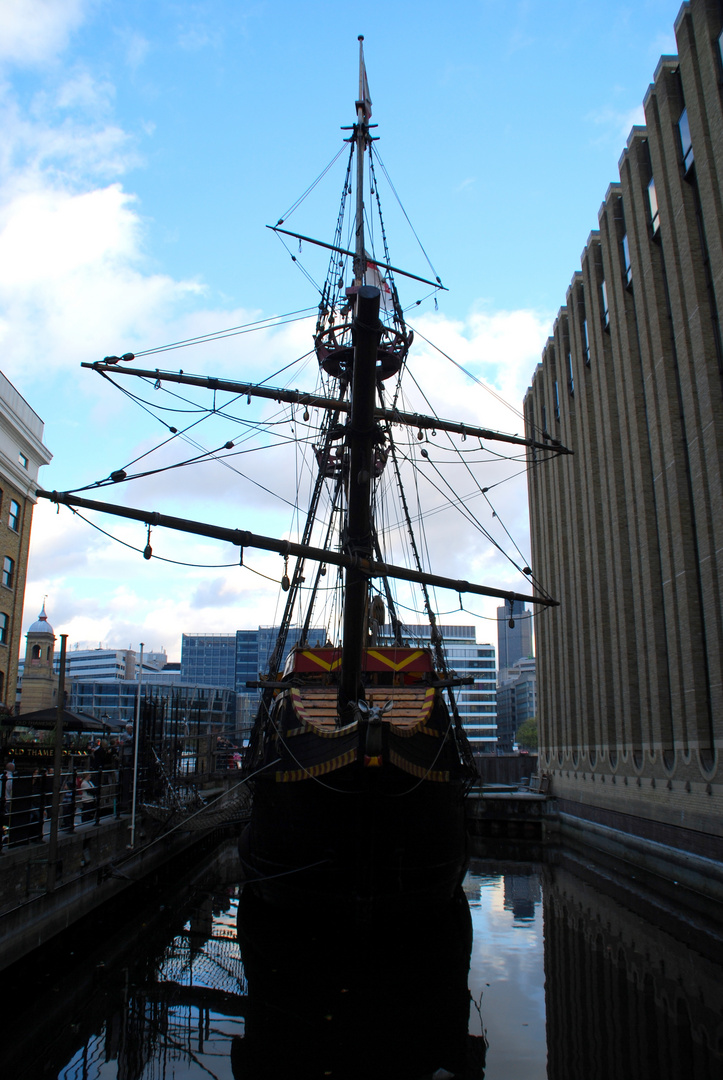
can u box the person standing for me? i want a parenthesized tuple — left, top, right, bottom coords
(0, 761, 14, 850)
(80, 772, 95, 823)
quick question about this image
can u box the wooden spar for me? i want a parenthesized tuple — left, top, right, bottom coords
(266, 228, 447, 292)
(35, 488, 558, 608)
(79, 362, 571, 455)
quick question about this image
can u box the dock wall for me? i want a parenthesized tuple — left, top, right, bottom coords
(0, 813, 225, 972)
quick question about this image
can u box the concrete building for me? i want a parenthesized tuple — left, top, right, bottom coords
(0, 372, 51, 710)
(496, 599, 533, 671)
(496, 657, 537, 753)
(17, 645, 173, 706)
(524, 0, 723, 862)
(379, 623, 497, 751)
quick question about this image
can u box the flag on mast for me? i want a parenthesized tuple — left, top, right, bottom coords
(358, 35, 372, 120)
(365, 253, 392, 311)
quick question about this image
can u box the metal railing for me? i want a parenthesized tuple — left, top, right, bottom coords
(0, 766, 131, 850)
(0, 730, 246, 853)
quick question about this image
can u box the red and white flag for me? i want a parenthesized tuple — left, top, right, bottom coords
(365, 255, 392, 311)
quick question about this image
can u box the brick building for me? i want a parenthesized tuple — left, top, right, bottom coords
(524, 0, 723, 864)
(0, 371, 51, 710)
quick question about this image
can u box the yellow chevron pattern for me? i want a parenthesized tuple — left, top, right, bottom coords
(275, 748, 357, 782)
(365, 648, 425, 672)
(389, 748, 450, 782)
(299, 650, 342, 672)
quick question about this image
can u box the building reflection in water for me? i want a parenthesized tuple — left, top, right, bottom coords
(3, 842, 723, 1079)
(543, 854, 723, 1080)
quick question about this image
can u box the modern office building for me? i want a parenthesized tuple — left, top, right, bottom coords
(181, 626, 327, 696)
(496, 599, 533, 671)
(179, 634, 236, 689)
(64, 680, 236, 735)
(0, 371, 51, 710)
(378, 623, 497, 751)
(496, 657, 537, 753)
(17, 645, 172, 701)
(524, 0, 723, 857)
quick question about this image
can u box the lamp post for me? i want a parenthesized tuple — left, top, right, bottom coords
(46, 634, 68, 891)
(129, 642, 144, 847)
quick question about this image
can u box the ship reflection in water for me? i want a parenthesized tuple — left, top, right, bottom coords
(235, 884, 483, 1078)
(3, 843, 723, 1079)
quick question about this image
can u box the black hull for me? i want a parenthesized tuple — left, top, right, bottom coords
(239, 764, 469, 911)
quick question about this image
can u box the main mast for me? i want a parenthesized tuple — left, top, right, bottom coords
(339, 38, 377, 714)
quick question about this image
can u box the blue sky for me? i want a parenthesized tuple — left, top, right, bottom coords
(0, 0, 682, 659)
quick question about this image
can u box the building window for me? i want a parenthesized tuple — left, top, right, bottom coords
(0, 613, 7, 645)
(582, 319, 590, 365)
(553, 381, 560, 421)
(601, 280, 610, 330)
(8, 500, 19, 532)
(567, 352, 574, 395)
(622, 233, 632, 288)
(18, 452, 28, 469)
(648, 177, 660, 236)
(2, 557, 14, 589)
(678, 107, 694, 173)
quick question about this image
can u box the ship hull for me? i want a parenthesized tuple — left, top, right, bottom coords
(240, 646, 473, 910)
(239, 765, 469, 910)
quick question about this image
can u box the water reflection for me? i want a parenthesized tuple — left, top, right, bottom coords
(3, 843, 723, 1079)
(465, 863, 546, 1079)
(234, 883, 483, 1078)
(544, 854, 723, 1080)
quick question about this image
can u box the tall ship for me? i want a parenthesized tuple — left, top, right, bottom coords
(39, 39, 565, 910)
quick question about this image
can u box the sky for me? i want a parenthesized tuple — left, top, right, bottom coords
(0, 0, 683, 662)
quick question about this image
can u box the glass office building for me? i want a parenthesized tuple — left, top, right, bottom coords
(378, 623, 497, 750)
(182, 626, 327, 697)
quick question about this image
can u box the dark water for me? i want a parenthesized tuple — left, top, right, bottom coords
(3, 842, 723, 1079)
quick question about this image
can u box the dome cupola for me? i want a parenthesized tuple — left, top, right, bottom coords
(27, 601, 54, 636)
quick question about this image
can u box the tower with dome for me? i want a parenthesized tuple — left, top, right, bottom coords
(19, 602, 58, 715)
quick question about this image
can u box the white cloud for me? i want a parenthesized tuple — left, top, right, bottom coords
(0, 0, 89, 67)
(0, 182, 205, 384)
(0, 77, 136, 192)
(124, 32, 150, 71)
(586, 102, 646, 143)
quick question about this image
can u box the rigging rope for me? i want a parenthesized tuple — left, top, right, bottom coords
(132, 309, 317, 358)
(371, 146, 443, 287)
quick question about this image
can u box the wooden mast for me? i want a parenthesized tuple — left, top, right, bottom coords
(338, 285, 381, 712)
(353, 35, 369, 287)
(339, 37, 377, 714)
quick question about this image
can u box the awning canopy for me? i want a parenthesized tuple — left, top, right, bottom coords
(3, 708, 123, 733)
